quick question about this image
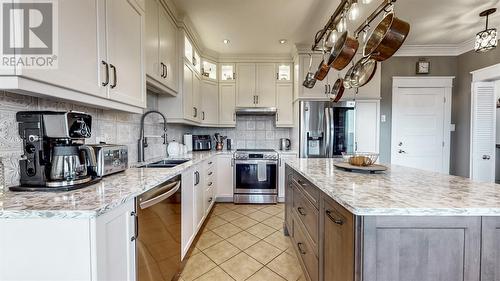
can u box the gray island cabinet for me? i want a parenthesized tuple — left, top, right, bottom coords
(284, 159, 500, 281)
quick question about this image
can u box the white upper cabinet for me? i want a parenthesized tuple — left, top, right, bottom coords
(201, 80, 219, 125)
(276, 83, 294, 127)
(193, 72, 202, 122)
(236, 63, 257, 107)
(145, 0, 178, 95)
(182, 64, 195, 122)
(18, 0, 104, 98)
(355, 100, 380, 153)
(202, 61, 217, 80)
(104, 0, 145, 107)
(277, 63, 292, 82)
(219, 83, 236, 127)
(184, 37, 193, 65)
(256, 63, 276, 107)
(220, 64, 235, 82)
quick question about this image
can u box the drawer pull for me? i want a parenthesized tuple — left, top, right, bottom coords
(208, 197, 213, 203)
(326, 210, 344, 225)
(208, 172, 213, 176)
(208, 182, 213, 187)
(297, 207, 306, 216)
(297, 242, 306, 255)
(208, 161, 213, 165)
(296, 179, 306, 186)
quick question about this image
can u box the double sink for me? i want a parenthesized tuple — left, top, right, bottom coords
(139, 159, 189, 168)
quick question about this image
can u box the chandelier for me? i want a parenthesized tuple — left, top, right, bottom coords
(475, 8, 497, 53)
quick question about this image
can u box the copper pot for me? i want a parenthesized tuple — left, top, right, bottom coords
(314, 60, 330, 81)
(327, 31, 359, 71)
(363, 12, 410, 61)
(330, 78, 345, 103)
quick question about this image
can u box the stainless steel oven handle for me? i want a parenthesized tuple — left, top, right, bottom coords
(234, 160, 278, 165)
(139, 181, 180, 209)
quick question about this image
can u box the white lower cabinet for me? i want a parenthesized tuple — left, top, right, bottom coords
(194, 167, 205, 232)
(0, 200, 136, 281)
(181, 166, 195, 259)
(216, 154, 234, 201)
(94, 200, 136, 281)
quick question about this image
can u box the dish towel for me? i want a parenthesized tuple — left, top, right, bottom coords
(257, 162, 267, 182)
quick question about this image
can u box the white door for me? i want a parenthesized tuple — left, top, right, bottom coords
(106, 0, 145, 107)
(236, 63, 256, 107)
(471, 82, 496, 182)
(256, 63, 276, 107)
(355, 100, 380, 153)
(20, 0, 104, 97)
(183, 64, 195, 121)
(276, 83, 293, 127)
(392, 87, 448, 173)
(159, 7, 178, 91)
(219, 84, 236, 126)
(201, 80, 219, 125)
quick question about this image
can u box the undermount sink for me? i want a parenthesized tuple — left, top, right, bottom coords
(139, 159, 190, 168)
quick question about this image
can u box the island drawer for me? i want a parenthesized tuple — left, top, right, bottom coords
(292, 172, 319, 208)
(292, 212, 319, 281)
(293, 184, 318, 250)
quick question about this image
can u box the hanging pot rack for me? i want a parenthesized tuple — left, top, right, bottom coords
(311, 0, 398, 51)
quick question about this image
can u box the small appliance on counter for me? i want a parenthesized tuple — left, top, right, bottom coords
(11, 111, 100, 192)
(89, 144, 128, 177)
(192, 135, 212, 151)
(183, 134, 193, 152)
(279, 138, 291, 151)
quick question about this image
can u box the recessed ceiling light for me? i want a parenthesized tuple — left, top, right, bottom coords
(279, 39, 287, 44)
(223, 39, 230, 44)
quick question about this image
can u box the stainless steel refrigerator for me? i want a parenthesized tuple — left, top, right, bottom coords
(299, 100, 356, 158)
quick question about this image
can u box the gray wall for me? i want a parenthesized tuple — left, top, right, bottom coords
(452, 48, 500, 177)
(379, 56, 458, 164)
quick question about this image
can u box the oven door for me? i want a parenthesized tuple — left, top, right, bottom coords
(234, 160, 278, 194)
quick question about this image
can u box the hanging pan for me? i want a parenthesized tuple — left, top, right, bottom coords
(344, 56, 377, 89)
(363, 12, 410, 61)
(330, 78, 345, 103)
(302, 54, 317, 89)
(314, 38, 332, 81)
(327, 31, 359, 71)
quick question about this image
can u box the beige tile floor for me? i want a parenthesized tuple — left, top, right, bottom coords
(180, 203, 306, 281)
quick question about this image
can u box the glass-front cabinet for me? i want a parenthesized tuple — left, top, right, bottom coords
(184, 36, 193, 65)
(202, 60, 217, 80)
(220, 64, 235, 81)
(277, 63, 291, 82)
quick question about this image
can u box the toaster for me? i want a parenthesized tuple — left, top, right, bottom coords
(89, 144, 128, 176)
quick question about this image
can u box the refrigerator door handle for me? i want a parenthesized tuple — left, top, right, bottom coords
(324, 107, 331, 157)
(330, 107, 335, 158)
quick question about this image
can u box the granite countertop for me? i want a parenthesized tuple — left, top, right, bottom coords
(285, 158, 500, 216)
(0, 150, 234, 219)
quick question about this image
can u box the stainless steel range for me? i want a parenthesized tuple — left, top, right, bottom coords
(233, 149, 278, 204)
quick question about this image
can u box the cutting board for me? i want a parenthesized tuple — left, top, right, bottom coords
(334, 162, 387, 173)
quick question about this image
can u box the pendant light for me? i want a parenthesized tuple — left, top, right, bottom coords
(475, 8, 497, 53)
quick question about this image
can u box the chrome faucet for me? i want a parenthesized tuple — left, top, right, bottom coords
(138, 110, 168, 163)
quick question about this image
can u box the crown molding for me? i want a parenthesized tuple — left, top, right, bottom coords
(394, 38, 476, 57)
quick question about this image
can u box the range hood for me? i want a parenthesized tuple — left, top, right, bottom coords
(235, 107, 277, 115)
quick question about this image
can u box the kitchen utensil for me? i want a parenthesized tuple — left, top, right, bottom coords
(344, 56, 377, 88)
(167, 140, 181, 156)
(279, 138, 291, 151)
(314, 38, 331, 81)
(302, 54, 317, 89)
(327, 31, 359, 71)
(330, 78, 345, 103)
(334, 162, 387, 173)
(363, 12, 410, 61)
(216, 142, 224, 151)
(341, 152, 379, 166)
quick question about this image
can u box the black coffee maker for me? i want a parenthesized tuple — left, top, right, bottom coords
(11, 111, 99, 191)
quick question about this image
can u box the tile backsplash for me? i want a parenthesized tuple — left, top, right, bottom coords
(191, 116, 291, 150)
(0, 91, 188, 188)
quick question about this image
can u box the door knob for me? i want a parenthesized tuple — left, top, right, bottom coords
(398, 149, 406, 154)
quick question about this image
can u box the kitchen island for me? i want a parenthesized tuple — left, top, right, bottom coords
(284, 158, 500, 281)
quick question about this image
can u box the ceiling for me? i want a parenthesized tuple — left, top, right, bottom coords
(171, 0, 500, 55)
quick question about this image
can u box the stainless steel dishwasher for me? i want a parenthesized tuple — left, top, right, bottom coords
(136, 175, 181, 281)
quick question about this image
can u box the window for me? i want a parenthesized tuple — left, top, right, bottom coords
(194, 51, 201, 73)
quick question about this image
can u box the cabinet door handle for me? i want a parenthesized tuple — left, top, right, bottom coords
(276, 111, 279, 122)
(164, 63, 168, 78)
(160, 62, 165, 78)
(202, 111, 205, 120)
(326, 210, 344, 225)
(276, 73, 279, 80)
(208, 182, 213, 187)
(208, 197, 213, 203)
(110, 64, 117, 89)
(208, 161, 213, 165)
(253, 95, 256, 104)
(233, 72, 236, 79)
(297, 207, 306, 216)
(328, 84, 331, 94)
(256, 95, 259, 104)
(208, 171, 213, 176)
(194, 171, 200, 185)
(101, 60, 109, 86)
(233, 112, 236, 121)
(297, 242, 306, 255)
(130, 211, 138, 241)
(325, 85, 327, 94)
(193, 107, 197, 118)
